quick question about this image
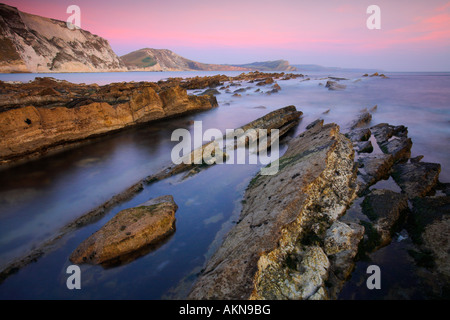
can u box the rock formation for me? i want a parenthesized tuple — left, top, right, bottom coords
(0, 77, 218, 165)
(188, 122, 358, 299)
(70, 195, 178, 265)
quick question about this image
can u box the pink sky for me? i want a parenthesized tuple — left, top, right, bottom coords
(4, 0, 450, 71)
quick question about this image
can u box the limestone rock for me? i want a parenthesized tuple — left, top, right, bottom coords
(392, 162, 441, 198)
(0, 81, 217, 164)
(188, 123, 357, 300)
(361, 189, 408, 247)
(345, 128, 371, 142)
(70, 195, 177, 265)
(356, 153, 394, 194)
(348, 112, 372, 130)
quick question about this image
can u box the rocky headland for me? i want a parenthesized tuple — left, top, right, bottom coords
(0, 3, 127, 73)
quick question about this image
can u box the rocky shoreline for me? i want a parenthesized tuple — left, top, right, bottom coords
(188, 111, 449, 299)
(0, 71, 301, 168)
(0, 72, 448, 299)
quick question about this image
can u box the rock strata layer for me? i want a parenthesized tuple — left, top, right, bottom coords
(188, 122, 357, 299)
(0, 78, 217, 165)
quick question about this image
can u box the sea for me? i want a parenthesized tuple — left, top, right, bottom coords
(0, 70, 449, 299)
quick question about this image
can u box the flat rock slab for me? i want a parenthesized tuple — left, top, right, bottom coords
(392, 162, 441, 199)
(188, 122, 357, 300)
(70, 195, 177, 265)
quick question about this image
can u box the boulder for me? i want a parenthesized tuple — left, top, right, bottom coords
(70, 195, 177, 265)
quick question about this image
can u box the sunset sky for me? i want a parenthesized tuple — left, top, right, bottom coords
(3, 0, 450, 71)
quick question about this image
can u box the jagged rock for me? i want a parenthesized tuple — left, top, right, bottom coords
(355, 140, 373, 154)
(356, 153, 394, 194)
(410, 155, 424, 163)
(272, 83, 281, 91)
(361, 189, 408, 247)
(188, 122, 357, 300)
(392, 162, 441, 198)
(370, 123, 411, 162)
(370, 123, 408, 144)
(306, 119, 323, 130)
(380, 137, 412, 163)
(345, 128, 371, 142)
(70, 195, 177, 265)
(348, 112, 372, 130)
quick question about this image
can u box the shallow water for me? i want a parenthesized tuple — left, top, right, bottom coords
(0, 71, 449, 299)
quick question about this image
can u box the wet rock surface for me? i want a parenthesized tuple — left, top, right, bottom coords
(361, 189, 408, 248)
(70, 195, 178, 265)
(392, 162, 441, 199)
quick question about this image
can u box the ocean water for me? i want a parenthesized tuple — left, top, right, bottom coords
(0, 71, 448, 299)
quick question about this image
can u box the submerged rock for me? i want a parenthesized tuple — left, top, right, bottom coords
(70, 195, 177, 265)
(188, 122, 357, 300)
(325, 80, 347, 91)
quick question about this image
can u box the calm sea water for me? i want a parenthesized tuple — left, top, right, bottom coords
(0, 71, 449, 299)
